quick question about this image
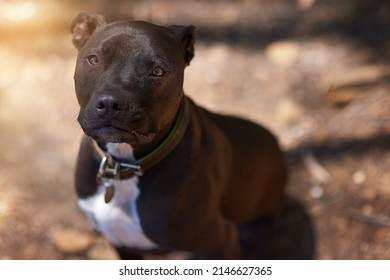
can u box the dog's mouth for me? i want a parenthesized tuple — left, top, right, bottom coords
(90, 126, 157, 145)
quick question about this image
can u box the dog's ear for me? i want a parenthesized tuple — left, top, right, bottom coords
(70, 12, 106, 50)
(168, 25, 196, 65)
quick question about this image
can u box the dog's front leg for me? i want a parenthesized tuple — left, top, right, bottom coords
(192, 217, 243, 260)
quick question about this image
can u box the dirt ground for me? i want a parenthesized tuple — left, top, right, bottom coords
(0, 0, 389, 259)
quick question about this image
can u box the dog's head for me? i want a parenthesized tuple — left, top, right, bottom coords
(71, 12, 195, 148)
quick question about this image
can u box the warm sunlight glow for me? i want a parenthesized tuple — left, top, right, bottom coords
(1, 1, 37, 22)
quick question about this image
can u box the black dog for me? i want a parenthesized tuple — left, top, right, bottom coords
(71, 12, 287, 259)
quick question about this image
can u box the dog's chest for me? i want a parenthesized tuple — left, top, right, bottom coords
(78, 171, 157, 249)
(78, 143, 157, 249)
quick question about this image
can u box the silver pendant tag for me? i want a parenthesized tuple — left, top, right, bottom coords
(103, 181, 115, 203)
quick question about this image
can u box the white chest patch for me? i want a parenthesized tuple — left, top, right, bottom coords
(78, 143, 157, 249)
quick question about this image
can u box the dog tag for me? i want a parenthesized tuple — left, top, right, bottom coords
(104, 183, 115, 203)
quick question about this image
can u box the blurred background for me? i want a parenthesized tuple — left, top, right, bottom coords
(0, 0, 389, 259)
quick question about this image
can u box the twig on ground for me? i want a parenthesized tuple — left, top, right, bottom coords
(302, 152, 332, 184)
(346, 210, 390, 228)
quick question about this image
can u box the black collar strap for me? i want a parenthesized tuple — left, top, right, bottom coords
(92, 97, 190, 183)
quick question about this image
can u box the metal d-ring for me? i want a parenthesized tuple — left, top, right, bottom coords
(96, 156, 121, 183)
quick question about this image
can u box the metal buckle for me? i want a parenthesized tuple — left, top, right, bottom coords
(120, 162, 144, 177)
(96, 156, 144, 183)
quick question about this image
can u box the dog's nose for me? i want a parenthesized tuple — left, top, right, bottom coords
(95, 96, 126, 117)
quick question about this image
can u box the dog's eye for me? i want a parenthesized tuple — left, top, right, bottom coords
(151, 66, 167, 77)
(87, 55, 99, 66)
